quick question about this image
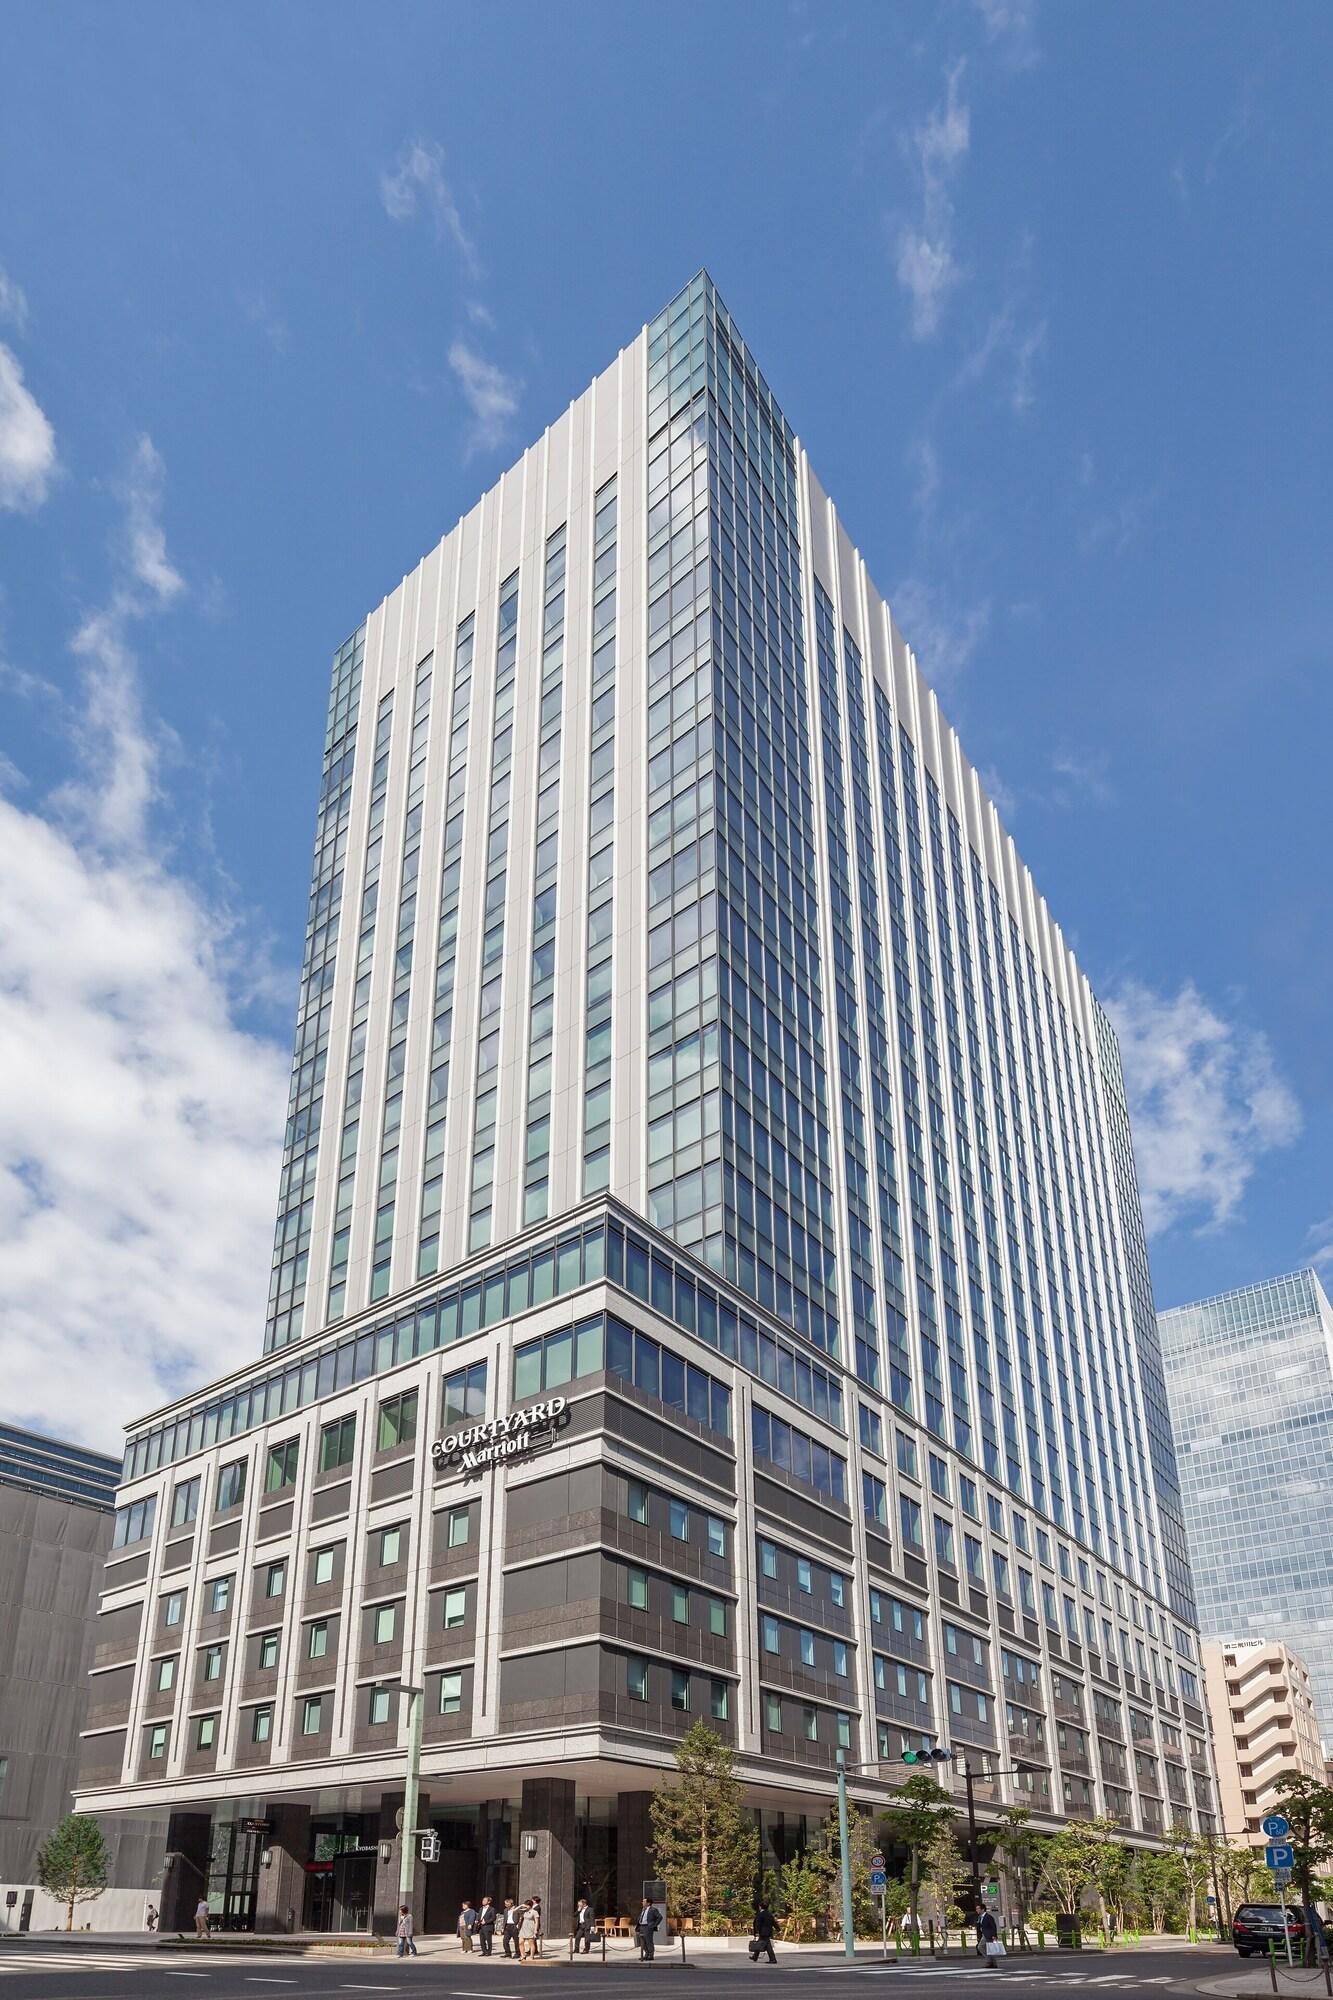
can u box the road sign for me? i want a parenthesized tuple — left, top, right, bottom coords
(870, 1853, 886, 1870)
(1266, 1844, 1295, 1871)
(870, 1871, 887, 1894)
(1262, 1815, 1291, 1840)
(1273, 1868, 1293, 1887)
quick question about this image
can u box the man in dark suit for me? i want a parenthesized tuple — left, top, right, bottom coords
(574, 1898, 597, 1953)
(636, 1899, 662, 1962)
(478, 1896, 498, 1955)
(749, 1903, 777, 1965)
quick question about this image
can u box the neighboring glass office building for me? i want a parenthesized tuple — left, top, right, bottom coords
(1159, 1270, 1333, 1742)
(77, 275, 1212, 1937)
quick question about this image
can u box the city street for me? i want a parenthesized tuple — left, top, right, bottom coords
(0, 1942, 1239, 2000)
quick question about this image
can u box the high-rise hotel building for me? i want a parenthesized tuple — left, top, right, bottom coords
(77, 276, 1213, 1935)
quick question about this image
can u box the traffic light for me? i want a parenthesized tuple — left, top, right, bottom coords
(901, 1745, 953, 1766)
(419, 1830, 441, 1863)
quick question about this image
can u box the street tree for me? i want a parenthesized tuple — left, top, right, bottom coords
(877, 1774, 958, 1940)
(1270, 1772, 1333, 1955)
(991, 1808, 1035, 1938)
(35, 1815, 108, 1932)
(650, 1722, 759, 1933)
(818, 1800, 880, 1939)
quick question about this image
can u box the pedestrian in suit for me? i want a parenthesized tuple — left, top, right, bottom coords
(501, 1899, 520, 1958)
(574, 1898, 596, 1953)
(749, 1903, 777, 1965)
(636, 1899, 661, 1962)
(478, 1896, 497, 1956)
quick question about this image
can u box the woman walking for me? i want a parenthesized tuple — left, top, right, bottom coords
(518, 1899, 539, 1963)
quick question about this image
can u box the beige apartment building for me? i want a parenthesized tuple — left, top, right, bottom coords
(1202, 1639, 1325, 1844)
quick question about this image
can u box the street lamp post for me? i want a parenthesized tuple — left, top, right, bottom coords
(390, 1683, 425, 1909)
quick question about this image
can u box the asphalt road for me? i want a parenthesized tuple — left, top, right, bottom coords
(0, 1942, 1236, 2000)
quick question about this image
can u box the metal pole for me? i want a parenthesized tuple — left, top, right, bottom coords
(837, 1753, 856, 1961)
(1278, 1875, 1293, 1969)
(964, 1761, 983, 1927)
(399, 1686, 423, 1907)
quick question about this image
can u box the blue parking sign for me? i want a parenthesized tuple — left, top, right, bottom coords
(1265, 1844, 1295, 1871)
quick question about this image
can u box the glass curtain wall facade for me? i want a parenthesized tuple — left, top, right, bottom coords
(1159, 1270, 1333, 1739)
(79, 277, 1211, 1936)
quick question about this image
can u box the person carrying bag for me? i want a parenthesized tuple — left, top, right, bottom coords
(979, 1908, 1005, 1967)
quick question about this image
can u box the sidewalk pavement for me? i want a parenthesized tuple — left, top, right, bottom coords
(1196, 1969, 1333, 2000)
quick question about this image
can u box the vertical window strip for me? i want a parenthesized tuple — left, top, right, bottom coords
(581, 481, 618, 1196)
(812, 582, 878, 1390)
(467, 571, 520, 1252)
(368, 653, 434, 1302)
(522, 525, 567, 1223)
(417, 614, 476, 1277)
(326, 690, 395, 1322)
(266, 626, 365, 1350)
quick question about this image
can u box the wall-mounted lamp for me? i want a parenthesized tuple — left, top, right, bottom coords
(523, 1834, 538, 1858)
(260, 1850, 273, 1871)
(378, 1841, 393, 1865)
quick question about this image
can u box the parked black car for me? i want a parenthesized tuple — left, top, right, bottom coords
(1232, 1905, 1305, 1956)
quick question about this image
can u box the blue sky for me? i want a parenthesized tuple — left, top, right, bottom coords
(1, 1, 1329, 1445)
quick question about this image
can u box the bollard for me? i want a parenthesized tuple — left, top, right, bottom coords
(680, 1930, 687, 1967)
(601, 1931, 607, 1964)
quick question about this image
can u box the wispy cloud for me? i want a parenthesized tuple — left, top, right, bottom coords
(956, 293, 1047, 414)
(971, 0, 1040, 68)
(0, 264, 29, 334)
(0, 344, 56, 513)
(380, 139, 479, 279)
(1307, 1212, 1333, 1279)
(1050, 749, 1115, 807)
(979, 763, 1019, 822)
(448, 339, 522, 457)
(0, 444, 288, 1447)
(895, 64, 971, 340)
(891, 574, 990, 689)
(1105, 979, 1301, 1237)
(907, 435, 941, 516)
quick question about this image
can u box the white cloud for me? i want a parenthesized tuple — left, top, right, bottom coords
(0, 445, 289, 1449)
(978, 763, 1019, 823)
(1105, 980, 1301, 1238)
(448, 339, 521, 456)
(971, 0, 1040, 66)
(0, 344, 56, 513)
(890, 574, 990, 688)
(380, 140, 479, 278)
(0, 265, 29, 333)
(895, 64, 970, 339)
(1307, 1213, 1333, 1279)
(1050, 749, 1115, 807)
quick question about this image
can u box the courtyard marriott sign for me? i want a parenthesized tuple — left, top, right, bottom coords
(431, 1396, 570, 1475)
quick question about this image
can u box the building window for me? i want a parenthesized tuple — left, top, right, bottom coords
(301, 1696, 323, 1736)
(156, 1657, 175, 1692)
(672, 1585, 689, 1625)
(112, 1496, 157, 1549)
(763, 1616, 780, 1655)
(215, 1459, 247, 1514)
(711, 1681, 729, 1722)
(369, 1687, 392, 1726)
(800, 1629, 816, 1668)
(707, 1516, 726, 1558)
(266, 1561, 286, 1598)
(864, 1473, 888, 1527)
(196, 1716, 216, 1751)
(833, 1641, 849, 1677)
(765, 1693, 782, 1732)
(929, 1455, 950, 1500)
(959, 1476, 979, 1519)
(312, 1548, 335, 1586)
(209, 1577, 231, 1615)
(439, 1672, 463, 1715)
(380, 1527, 402, 1567)
(803, 1707, 818, 1742)
(830, 1572, 846, 1608)
(307, 1622, 328, 1661)
(441, 1363, 487, 1428)
(669, 1499, 689, 1541)
(252, 1706, 272, 1744)
(708, 1598, 727, 1638)
(627, 1658, 649, 1701)
(202, 1645, 223, 1683)
(374, 1605, 396, 1645)
(163, 1591, 184, 1628)
(900, 1495, 923, 1548)
(837, 1712, 852, 1750)
(319, 1415, 356, 1473)
(265, 1440, 299, 1493)
(859, 1404, 884, 1455)
(671, 1670, 691, 1712)
(934, 1516, 955, 1568)
(377, 1389, 419, 1452)
(148, 1725, 167, 1760)
(259, 1633, 278, 1670)
(628, 1480, 649, 1525)
(628, 1568, 648, 1611)
(171, 1477, 200, 1529)
(896, 1432, 918, 1479)
(965, 1535, 983, 1581)
(447, 1507, 470, 1548)
(797, 1558, 812, 1594)
(759, 1540, 778, 1579)
(443, 1589, 466, 1630)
